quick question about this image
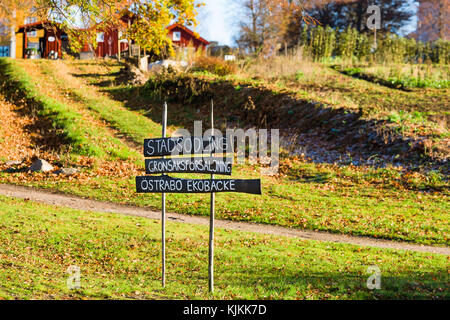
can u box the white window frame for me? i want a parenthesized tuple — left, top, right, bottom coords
(172, 31, 181, 41)
(96, 32, 104, 43)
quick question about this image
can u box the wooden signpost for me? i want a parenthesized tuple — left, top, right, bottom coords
(136, 176, 262, 194)
(143, 136, 228, 157)
(136, 101, 262, 292)
(144, 157, 232, 175)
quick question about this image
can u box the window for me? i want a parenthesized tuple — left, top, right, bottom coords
(96, 32, 104, 43)
(172, 31, 181, 41)
(27, 42, 39, 50)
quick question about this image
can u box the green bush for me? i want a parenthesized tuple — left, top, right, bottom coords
(299, 26, 450, 64)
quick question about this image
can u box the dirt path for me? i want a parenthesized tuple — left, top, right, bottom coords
(0, 183, 448, 255)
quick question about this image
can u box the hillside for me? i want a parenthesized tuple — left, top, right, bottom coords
(0, 58, 448, 246)
(0, 57, 448, 299)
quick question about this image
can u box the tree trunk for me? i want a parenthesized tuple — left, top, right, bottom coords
(128, 20, 131, 57)
(356, 1, 364, 32)
(118, 31, 121, 62)
(9, 9, 16, 59)
(438, 0, 444, 39)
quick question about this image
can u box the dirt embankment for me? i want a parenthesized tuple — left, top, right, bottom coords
(123, 72, 448, 171)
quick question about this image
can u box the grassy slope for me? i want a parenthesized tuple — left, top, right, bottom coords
(0, 195, 448, 300)
(0, 59, 448, 245)
(37, 60, 161, 142)
(0, 58, 138, 161)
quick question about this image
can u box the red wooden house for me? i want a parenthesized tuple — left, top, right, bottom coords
(16, 18, 209, 59)
(167, 23, 210, 52)
(81, 26, 129, 58)
(15, 21, 67, 59)
(87, 23, 209, 58)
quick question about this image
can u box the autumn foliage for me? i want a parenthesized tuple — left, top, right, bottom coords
(34, 0, 202, 54)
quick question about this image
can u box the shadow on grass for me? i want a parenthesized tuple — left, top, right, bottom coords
(331, 65, 413, 92)
(220, 267, 449, 299)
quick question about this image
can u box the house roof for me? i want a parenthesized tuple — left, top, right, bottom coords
(167, 23, 210, 45)
(17, 21, 63, 33)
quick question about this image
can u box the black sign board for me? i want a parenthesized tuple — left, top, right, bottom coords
(145, 157, 232, 175)
(144, 136, 229, 157)
(136, 175, 261, 195)
(137, 102, 262, 293)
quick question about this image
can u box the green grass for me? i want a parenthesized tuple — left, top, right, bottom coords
(338, 66, 450, 90)
(387, 77, 449, 89)
(2, 160, 448, 246)
(387, 110, 428, 124)
(0, 195, 448, 300)
(0, 58, 138, 161)
(1, 59, 448, 246)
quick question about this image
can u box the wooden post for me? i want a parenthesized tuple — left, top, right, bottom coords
(208, 100, 215, 293)
(118, 30, 121, 62)
(128, 20, 131, 58)
(374, 28, 377, 50)
(161, 102, 167, 287)
(24, 28, 27, 59)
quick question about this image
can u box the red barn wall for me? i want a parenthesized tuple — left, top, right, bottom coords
(168, 26, 207, 51)
(82, 28, 128, 57)
(44, 28, 62, 58)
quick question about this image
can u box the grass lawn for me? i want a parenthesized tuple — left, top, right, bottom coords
(3, 163, 448, 246)
(0, 195, 448, 300)
(0, 58, 448, 246)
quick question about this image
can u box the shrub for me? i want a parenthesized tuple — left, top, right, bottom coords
(191, 56, 236, 76)
(299, 26, 450, 64)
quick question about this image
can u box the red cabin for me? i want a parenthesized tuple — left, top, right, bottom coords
(16, 19, 210, 59)
(16, 21, 67, 59)
(167, 23, 210, 52)
(81, 27, 129, 58)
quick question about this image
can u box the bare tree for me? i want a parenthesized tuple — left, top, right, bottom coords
(416, 0, 449, 41)
(236, 0, 310, 56)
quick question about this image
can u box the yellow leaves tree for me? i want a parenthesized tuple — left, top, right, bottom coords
(36, 0, 202, 55)
(0, 0, 36, 57)
(127, 0, 201, 56)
